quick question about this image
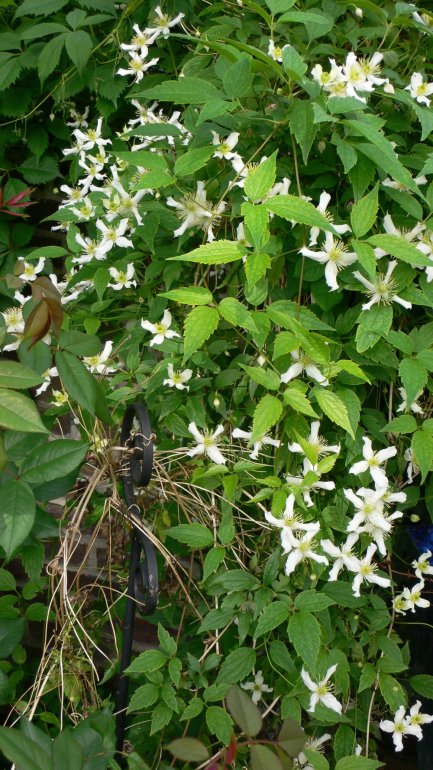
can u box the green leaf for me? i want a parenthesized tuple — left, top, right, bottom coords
(15, 0, 68, 16)
(290, 100, 317, 163)
(245, 252, 271, 287)
(20, 155, 60, 184)
(58, 330, 101, 357)
(0, 58, 22, 91)
(355, 305, 393, 353)
(205, 706, 233, 746)
(383, 415, 418, 434)
(267, 300, 334, 331)
(199, 607, 236, 633)
(410, 674, 433, 699)
(112, 150, 167, 170)
(174, 146, 214, 177)
(244, 152, 277, 202)
(211, 570, 259, 592)
(217, 647, 256, 684)
(0, 618, 25, 657)
(294, 590, 335, 612)
(282, 44, 307, 77)
(26, 246, 67, 260)
(20, 440, 89, 485)
(335, 360, 370, 383)
(0, 727, 53, 770)
(180, 698, 204, 721)
(0, 389, 48, 433)
(219, 298, 258, 333)
(0, 360, 43, 389)
(125, 649, 167, 675)
(254, 601, 289, 638)
(183, 306, 219, 363)
(378, 672, 407, 711)
(166, 523, 214, 549)
(166, 738, 209, 763)
(0, 569, 16, 591)
(278, 10, 333, 38)
(64, 30, 93, 71)
(350, 185, 378, 238)
(0, 480, 35, 559)
(226, 686, 262, 737)
(250, 745, 285, 770)
(202, 547, 226, 581)
(399, 358, 428, 406)
(37, 34, 66, 82)
(158, 287, 213, 305)
(411, 430, 433, 482)
(335, 759, 383, 770)
(223, 54, 253, 98)
(158, 624, 177, 657)
(358, 663, 376, 693)
(170, 240, 244, 264)
(251, 394, 283, 443)
(150, 702, 173, 735)
(265, 195, 336, 232)
(283, 387, 319, 417)
(313, 388, 355, 438)
(303, 749, 329, 770)
(242, 203, 269, 250)
(55, 351, 97, 415)
(52, 730, 83, 770)
(241, 365, 280, 391)
(136, 77, 221, 104)
(368, 235, 433, 268)
(278, 717, 307, 758)
(288, 612, 321, 672)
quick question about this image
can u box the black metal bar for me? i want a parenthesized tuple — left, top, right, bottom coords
(115, 403, 158, 760)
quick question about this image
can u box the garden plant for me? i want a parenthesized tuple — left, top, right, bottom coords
(1, 1, 433, 769)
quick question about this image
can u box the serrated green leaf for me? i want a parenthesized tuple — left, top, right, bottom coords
(15, 0, 69, 16)
(250, 744, 285, 770)
(368, 235, 433, 267)
(284, 387, 319, 417)
(174, 146, 214, 177)
(125, 649, 168, 675)
(265, 195, 337, 232)
(171, 240, 244, 264)
(411, 430, 433, 482)
(37, 34, 66, 82)
(410, 674, 433, 699)
(223, 54, 253, 98)
(335, 360, 370, 383)
(378, 672, 407, 711)
(358, 663, 376, 693)
(64, 30, 92, 71)
(20, 155, 60, 184)
(355, 304, 393, 353)
(127, 683, 159, 713)
(350, 185, 378, 238)
(288, 612, 321, 672)
(241, 365, 280, 391)
(159, 287, 213, 305)
(0, 727, 52, 770)
(251, 394, 283, 443)
(205, 706, 233, 746)
(219, 298, 257, 332)
(399, 358, 427, 406)
(55, 351, 97, 415)
(242, 203, 269, 250)
(313, 388, 354, 438)
(180, 698, 204, 721)
(182, 306, 219, 363)
(254, 601, 289, 638)
(383, 415, 418, 434)
(245, 252, 271, 287)
(294, 590, 336, 612)
(217, 647, 256, 684)
(202, 547, 226, 582)
(244, 151, 277, 202)
(136, 77, 221, 104)
(335, 758, 383, 770)
(150, 702, 172, 735)
(166, 523, 214, 549)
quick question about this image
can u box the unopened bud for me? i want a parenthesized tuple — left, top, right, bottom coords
(257, 355, 266, 367)
(213, 397, 220, 407)
(355, 7, 363, 18)
(318, 140, 326, 154)
(410, 514, 420, 523)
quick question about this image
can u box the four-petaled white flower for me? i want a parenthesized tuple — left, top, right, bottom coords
(268, 40, 286, 63)
(163, 363, 192, 390)
(17, 256, 45, 282)
(407, 701, 433, 740)
(140, 310, 181, 346)
(412, 550, 433, 580)
(241, 670, 273, 704)
(405, 72, 433, 106)
(120, 24, 158, 56)
(108, 264, 137, 290)
(349, 436, 396, 487)
(211, 131, 240, 160)
(400, 580, 430, 613)
(301, 665, 342, 714)
(397, 386, 424, 416)
(96, 218, 133, 251)
(117, 54, 159, 83)
(2, 306, 24, 333)
(232, 427, 280, 460)
(300, 232, 357, 291)
(83, 340, 116, 374)
(35, 367, 59, 396)
(349, 543, 391, 597)
(145, 6, 185, 39)
(353, 261, 412, 311)
(265, 493, 320, 551)
(283, 529, 328, 576)
(320, 533, 360, 581)
(380, 705, 420, 752)
(167, 181, 225, 241)
(187, 422, 227, 465)
(281, 349, 328, 386)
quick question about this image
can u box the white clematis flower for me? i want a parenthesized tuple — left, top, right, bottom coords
(108, 264, 137, 290)
(380, 705, 420, 752)
(167, 181, 225, 242)
(412, 550, 433, 580)
(349, 436, 396, 487)
(405, 72, 433, 106)
(241, 670, 273, 704)
(320, 533, 360, 580)
(309, 192, 351, 246)
(83, 341, 116, 374)
(300, 233, 357, 291)
(145, 5, 185, 39)
(140, 310, 181, 346)
(117, 54, 159, 83)
(17, 256, 45, 282)
(232, 427, 280, 460)
(96, 218, 133, 251)
(353, 261, 412, 310)
(348, 543, 391, 597)
(288, 421, 340, 459)
(301, 665, 342, 714)
(187, 422, 227, 465)
(281, 349, 328, 386)
(407, 701, 433, 740)
(283, 530, 328, 576)
(163, 363, 192, 390)
(211, 131, 240, 160)
(397, 387, 424, 416)
(264, 493, 320, 547)
(401, 580, 430, 612)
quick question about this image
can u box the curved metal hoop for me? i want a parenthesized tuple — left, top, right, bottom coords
(116, 403, 158, 759)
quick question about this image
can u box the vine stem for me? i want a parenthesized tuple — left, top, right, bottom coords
(291, 132, 306, 315)
(365, 556, 396, 756)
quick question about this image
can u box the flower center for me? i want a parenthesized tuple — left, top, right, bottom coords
(155, 323, 166, 334)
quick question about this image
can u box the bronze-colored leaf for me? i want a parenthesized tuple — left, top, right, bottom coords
(44, 297, 64, 337)
(32, 275, 62, 302)
(23, 300, 51, 347)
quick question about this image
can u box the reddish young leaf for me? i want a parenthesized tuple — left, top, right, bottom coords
(23, 300, 51, 347)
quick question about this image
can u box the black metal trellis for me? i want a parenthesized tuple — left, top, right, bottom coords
(115, 403, 158, 758)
